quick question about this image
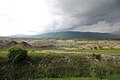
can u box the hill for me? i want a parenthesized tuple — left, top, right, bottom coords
(0, 41, 32, 48)
(32, 31, 120, 39)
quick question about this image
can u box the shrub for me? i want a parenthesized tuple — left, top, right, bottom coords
(8, 46, 28, 63)
(93, 46, 103, 50)
(92, 53, 101, 61)
(93, 46, 98, 50)
(96, 54, 101, 61)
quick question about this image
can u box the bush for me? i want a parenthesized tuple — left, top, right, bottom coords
(8, 46, 28, 63)
(95, 54, 101, 61)
(92, 53, 101, 61)
(93, 46, 98, 50)
(93, 46, 103, 50)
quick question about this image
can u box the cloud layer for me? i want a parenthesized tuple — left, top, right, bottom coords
(44, 0, 120, 33)
(0, 0, 120, 36)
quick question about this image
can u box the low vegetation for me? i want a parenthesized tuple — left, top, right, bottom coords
(0, 39, 120, 80)
(8, 46, 28, 63)
(66, 49, 120, 55)
(0, 47, 120, 80)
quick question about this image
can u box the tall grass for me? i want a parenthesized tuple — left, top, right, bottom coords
(0, 52, 119, 80)
(42, 77, 108, 80)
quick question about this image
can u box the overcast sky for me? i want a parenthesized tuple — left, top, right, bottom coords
(0, 0, 120, 36)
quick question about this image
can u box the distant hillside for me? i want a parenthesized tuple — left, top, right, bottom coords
(11, 34, 31, 38)
(32, 31, 120, 39)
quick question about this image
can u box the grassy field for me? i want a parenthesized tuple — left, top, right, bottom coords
(43, 78, 99, 80)
(1, 48, 120, 53)
(40, 77, 120, 80)
(67, 49, 120, 55)
(0, 46, 120, 80)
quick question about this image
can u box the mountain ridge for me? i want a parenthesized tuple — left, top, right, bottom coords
(32, 31, 120, 39)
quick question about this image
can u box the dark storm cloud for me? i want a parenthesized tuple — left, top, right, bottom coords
(45, 0, 120, 33)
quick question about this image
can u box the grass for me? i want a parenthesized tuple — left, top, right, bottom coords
(1, 47, 120, 55)
(28, 52, 92, 58)
(41, 77, 105, 80)
(43, 75, 120, 80)
(0, 55, 119, 80)
(0, 53, 7, 58)
(29, 76, 120, 80)
(0, 48, 120, 80)
(67, 49, 120, 55)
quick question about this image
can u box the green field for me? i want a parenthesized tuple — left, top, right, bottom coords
(36, 77, 120, 80)
(67, 49, 120, 55)
(0, 47, 120, 80)
(43, 78, 99, 80)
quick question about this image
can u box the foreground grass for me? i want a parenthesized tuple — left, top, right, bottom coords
(42, 78, 104, 80)
(0, 48, 120, 80)
(35, 76, 120, 80)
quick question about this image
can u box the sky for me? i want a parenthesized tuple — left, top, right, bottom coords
(0, 0, 120, 36)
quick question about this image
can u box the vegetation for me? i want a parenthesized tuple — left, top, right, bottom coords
(0, 40, 120, 80)
(67, 49, 120, 55)
(92, 53, 101, 61)
(92, 46, 103, 50)
(0, 50, 120, 80)
(36, 78, 106, 80)
(41, 77, 120, 80)
(8, 46, 28, 63)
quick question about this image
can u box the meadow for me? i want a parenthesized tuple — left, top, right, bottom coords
(0, 39, 120, 80)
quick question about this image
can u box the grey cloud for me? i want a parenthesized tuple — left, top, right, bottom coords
(72, 21, 120, 33)
(45, 0, 120, 33)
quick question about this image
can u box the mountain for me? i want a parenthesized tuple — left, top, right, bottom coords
(32, 31, 120, 39)
(11, 34, 32, 38)
(112, 31, 120, 35)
